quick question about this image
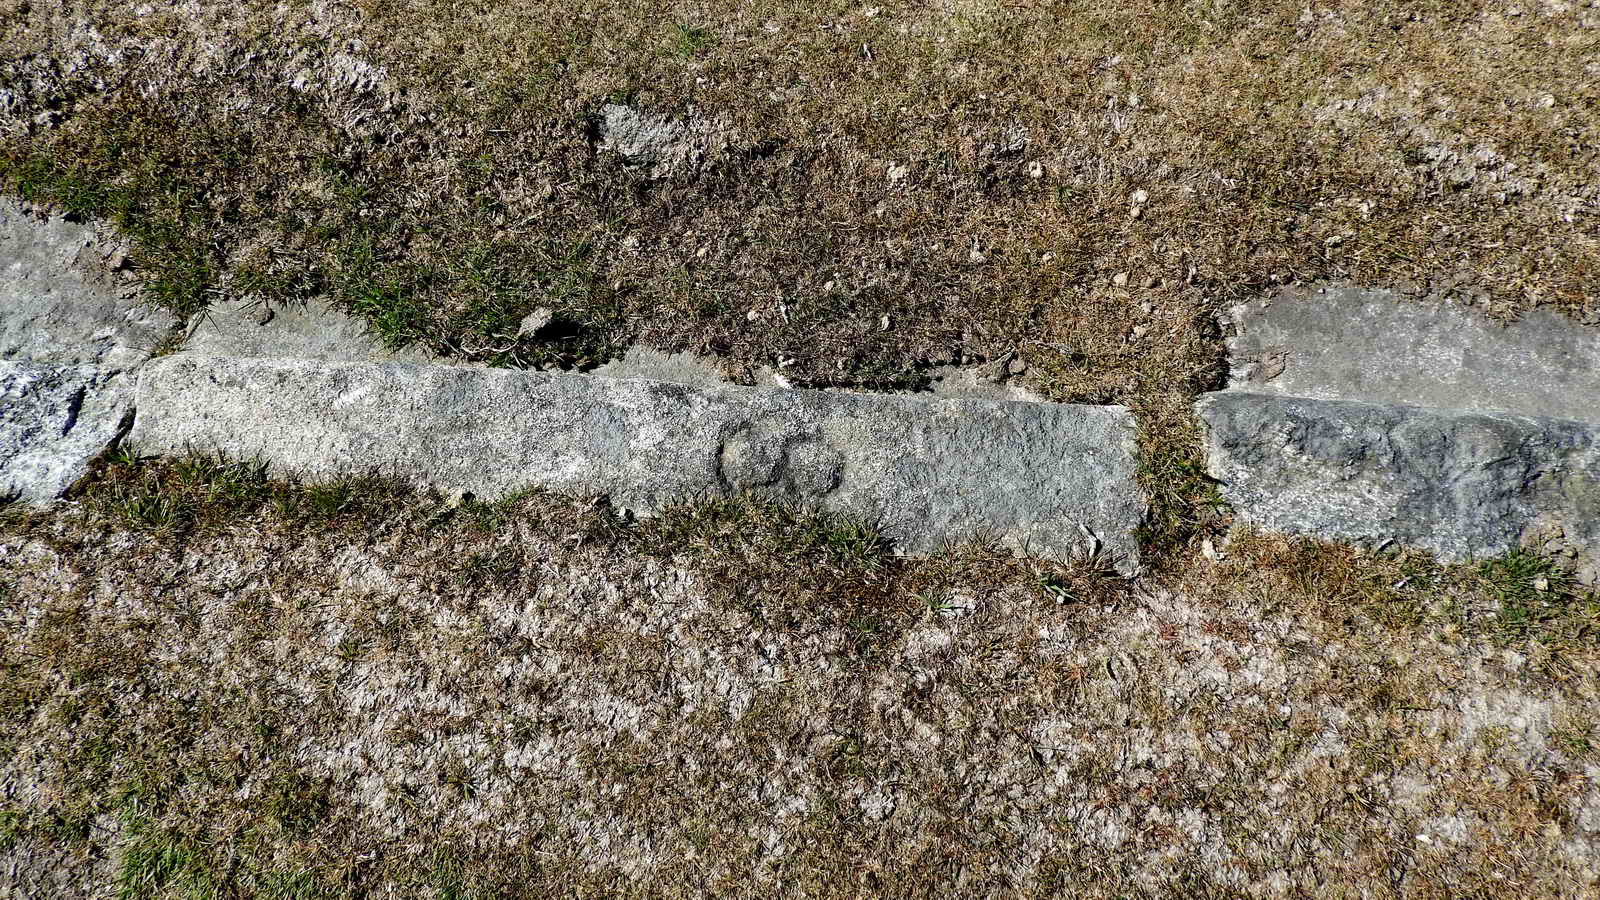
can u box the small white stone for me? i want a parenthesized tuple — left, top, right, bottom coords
(1112, 271, 1129, 286)
(517, 307, 555, 338)
(1132, 189, 1149, 204)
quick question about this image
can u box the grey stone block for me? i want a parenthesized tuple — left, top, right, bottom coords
(1, 198, 176, 369)
(1226, 283, 1600, 424)
(1197, 391, 1600, 580)
(1, 199, 166, 503)
(182, 295, 432, 364)
(131, 355, 1145, 569)
(1, 361, 132, 501)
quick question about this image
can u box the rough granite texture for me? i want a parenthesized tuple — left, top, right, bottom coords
(0, 198, 175, 368)
(132, 354, 1145, 569)
(1226, 283, 1600, 424)
(595, 104, 713, 178)
(1, 360, 132, 501)
(1198, 391, 1600, 581)
(1, 198, 172, 501)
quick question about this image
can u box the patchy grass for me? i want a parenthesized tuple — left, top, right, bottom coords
(5, 1, 1600, 893)
(1214, 530, 1600, 668)
(4, 0, 1596, 561)
(3, 0, 1595, 389)
(1, 457, 1597, 896)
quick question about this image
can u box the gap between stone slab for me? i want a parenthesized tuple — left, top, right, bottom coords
(591, 345, 1049, 403)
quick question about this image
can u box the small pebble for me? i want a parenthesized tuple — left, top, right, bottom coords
(518, 306, 556, 338)
(1112, 271, 1130, 286)
(1007, 358, 1027, 376)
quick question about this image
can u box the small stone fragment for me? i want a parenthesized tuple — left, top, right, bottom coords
(1007, 358, 1027, 376)
(518, 307, 556, 339)
(1252, 347, 1289, 383)
(1112, 271, 1130, 287)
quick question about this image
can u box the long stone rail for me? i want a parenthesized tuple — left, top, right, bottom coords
(3, 194, 1595, 581)
(128, 354, 1147, 571)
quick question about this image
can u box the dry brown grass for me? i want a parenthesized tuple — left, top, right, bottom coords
(2, 0, 1595, 391)
(5, 0, 1596, 560)
(4, 3, 1600, 893)
(0, 459, 1597, 897)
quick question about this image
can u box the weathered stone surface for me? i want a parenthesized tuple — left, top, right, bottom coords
(1, 360, 132, 501)
(595, 104, 717, 177)
(1, 198, 172, 502)
(591, 345, 735, 389)
(132, 355, 1145, 568)
(1, 198, 176, 368)
(1226, 283, 1600, 424)
(183, 295, 432, 363)
(1198, 391, 1600, 580)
